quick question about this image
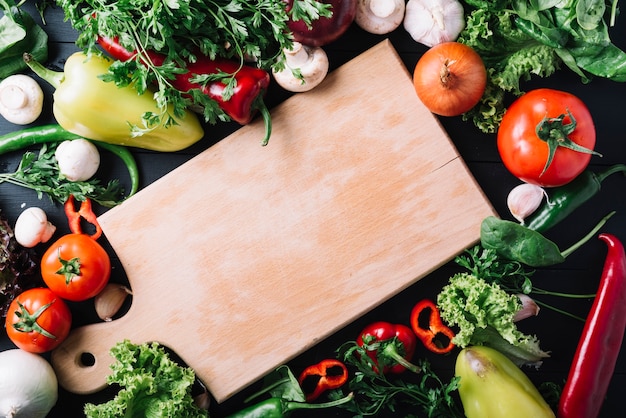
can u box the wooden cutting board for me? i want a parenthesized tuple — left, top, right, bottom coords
(51, 40, 495, 402)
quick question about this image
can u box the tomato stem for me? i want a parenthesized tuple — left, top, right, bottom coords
(12, 301, 58, 339)
(535, 109, 601, 175)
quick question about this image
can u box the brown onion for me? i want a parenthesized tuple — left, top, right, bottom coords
(413, 42, 487, 117)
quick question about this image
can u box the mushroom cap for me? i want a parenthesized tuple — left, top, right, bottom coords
(0, 74, 44, 125)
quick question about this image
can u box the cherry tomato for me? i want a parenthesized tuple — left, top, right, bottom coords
(41, 233, 111, 301)
(5, 287, 72, 353)
(497, 88, 598, 187)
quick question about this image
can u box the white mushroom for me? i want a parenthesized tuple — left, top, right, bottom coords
(14, 207, 56, 248)
(403, 0, 466, 47)
(272, 42, 329, 93)
(55, 138, 101, 182)
(0, 74, 44, 125)
(355, 0, 406, 34)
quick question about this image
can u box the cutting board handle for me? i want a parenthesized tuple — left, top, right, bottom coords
(51, 318, 140, 394)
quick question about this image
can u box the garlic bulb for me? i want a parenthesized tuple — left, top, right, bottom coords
(507, 183, 547, 224)
(403, 0, 466, 47)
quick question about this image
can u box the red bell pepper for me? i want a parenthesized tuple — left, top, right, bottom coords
(558, 233, 626, 418)
(297, 358, 348, 402)
(356, 321, 420, 374)
(97, 36, 272, 145)
(410, 299, 455, 354)
(64, 195, 102, 240)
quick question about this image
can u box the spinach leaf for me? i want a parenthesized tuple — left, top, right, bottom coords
(480, 216, 565, 267)
(0, 1, 48, 79)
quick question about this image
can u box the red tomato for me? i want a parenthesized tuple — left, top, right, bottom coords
(41, 233, 111, 301)
(497, 88, 598, 187)
(5, 287, 72, 353)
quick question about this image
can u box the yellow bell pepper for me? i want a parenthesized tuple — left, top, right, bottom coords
(25, 52, 204, 152)
(455, 345, 555, 418)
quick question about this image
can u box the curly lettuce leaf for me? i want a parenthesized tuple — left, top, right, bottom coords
(458, 8, 561, 133)
(84, 340, 207, 418)
(436, 273, 549, 367)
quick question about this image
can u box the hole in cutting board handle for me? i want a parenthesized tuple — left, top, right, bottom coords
(79, 351, 96, 367)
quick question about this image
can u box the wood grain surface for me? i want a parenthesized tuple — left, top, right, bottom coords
(50, 41, 495, 402)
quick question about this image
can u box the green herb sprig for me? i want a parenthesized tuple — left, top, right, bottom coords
(54, 0, 332, 125)
(0, 143, 124, 207)
(333, 341, 464, 417)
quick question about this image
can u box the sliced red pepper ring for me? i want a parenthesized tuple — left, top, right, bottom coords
(298, 358, 348, 402)
(410, 299, 456, 354)
(64, 195, 102, 240)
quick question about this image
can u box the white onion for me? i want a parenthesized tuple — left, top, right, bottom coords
(0, 349, 58, 418)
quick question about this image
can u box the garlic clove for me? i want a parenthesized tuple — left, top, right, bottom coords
(513, 294, 540, 322)
(94, 283, 133, 322)
(507, 183, 547, 224)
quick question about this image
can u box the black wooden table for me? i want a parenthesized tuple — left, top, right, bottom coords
(1, 2, 624, 417)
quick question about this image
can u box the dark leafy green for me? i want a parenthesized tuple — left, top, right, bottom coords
(480, 211, 615, 267)
(0, 0, 48, 79)
(459, 0, 626, 132)
(0, 209, 39, 319)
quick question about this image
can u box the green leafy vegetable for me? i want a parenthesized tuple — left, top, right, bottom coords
(0, 209, 39, 319)
(54, 0, 332, 125)
(480, 212, 615, 267)
(335, 341, 464, 417)
(458, 0, 626, 132)
(84, 340, 207, 418)
(436, 273, 550, 367)
(0, 0, 48, 79)
(0, 143, 124, 207)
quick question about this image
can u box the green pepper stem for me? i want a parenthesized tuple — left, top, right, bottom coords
(23, 53, 64, 89)
(381, 343, 421, 373)
(282, 392, 354, 414)
(561, 211, 616, 258)
(256, 94, 272, 147)
(595, 164, 626, 183)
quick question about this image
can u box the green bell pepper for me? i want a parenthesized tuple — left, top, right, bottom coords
(24, 52, 204, 152)
(455, 345, 555, 418)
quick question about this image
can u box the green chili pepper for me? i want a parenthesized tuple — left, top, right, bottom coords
(226, 393, 354, 418)
(0, 124, 139, 198)
(525, 164, 626, 232)
(481, 211, 615, 267)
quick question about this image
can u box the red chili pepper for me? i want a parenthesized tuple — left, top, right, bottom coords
(97, 35, 272, 145)
(297, 358, 348, 402)
(558, 233, 626, 418)
(64, 195, 102, 240)
(410, 299, 456, 354)
(356, 321, 420, 374)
